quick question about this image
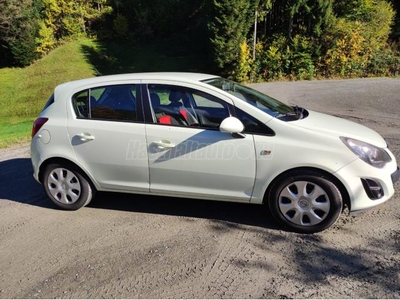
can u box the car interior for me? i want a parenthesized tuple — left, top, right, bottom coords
(149, 89, 229, 129)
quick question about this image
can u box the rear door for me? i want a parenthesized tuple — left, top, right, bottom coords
(67, 83, 149, 192)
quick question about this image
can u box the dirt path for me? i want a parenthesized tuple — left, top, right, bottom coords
(0, 78, 399, 298)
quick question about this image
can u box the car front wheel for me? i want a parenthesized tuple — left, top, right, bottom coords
(268, 170, 343, 233)
(43, 164, 94, 210)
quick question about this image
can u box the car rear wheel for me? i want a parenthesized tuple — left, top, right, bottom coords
(43, 164, 94, 210)
(268, 170, 343, 233)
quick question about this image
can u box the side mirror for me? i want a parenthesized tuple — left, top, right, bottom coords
(219, 117, 244, 134)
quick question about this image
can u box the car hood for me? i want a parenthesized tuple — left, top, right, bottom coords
(292, 110, 387, 148)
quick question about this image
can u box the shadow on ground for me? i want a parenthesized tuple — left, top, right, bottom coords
(0, 158, 51, 208)
(0, 157, 281, 231)
(91, 191, 280, 230)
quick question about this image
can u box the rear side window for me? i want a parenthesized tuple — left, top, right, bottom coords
(72, 85, 139, 122)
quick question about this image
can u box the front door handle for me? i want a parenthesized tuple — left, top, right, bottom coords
(153, 140, 175, 150)
(77, 133, 95, 142)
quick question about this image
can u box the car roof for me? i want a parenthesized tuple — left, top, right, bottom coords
(55, 72, 219, 93)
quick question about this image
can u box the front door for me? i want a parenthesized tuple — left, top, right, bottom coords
(145, 83, 256, 202)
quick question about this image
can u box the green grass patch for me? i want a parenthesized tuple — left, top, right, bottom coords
(0, 38, 98, 148)
(0, 38, 97, 120)
(0, 118, 34, 148)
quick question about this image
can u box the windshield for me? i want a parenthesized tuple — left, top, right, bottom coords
(203, 77, 295, 118)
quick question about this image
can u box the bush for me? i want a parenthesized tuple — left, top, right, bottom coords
(322, 0, 394, 77)
(323, 19, 366, 77)
(290, 35, 315, 80)
(233, 40, 253, 82)
(366, 47, 400, 76)
(254, 34, 314, 81)
(36, 20, 56, 55)
(255, 35, 286, 81)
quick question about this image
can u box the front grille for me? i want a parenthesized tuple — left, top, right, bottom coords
(361, 178, 384, 200)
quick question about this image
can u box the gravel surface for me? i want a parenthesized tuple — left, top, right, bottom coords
(0, 78, 399, 298)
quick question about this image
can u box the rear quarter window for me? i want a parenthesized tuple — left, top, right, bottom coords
(42, 94, 55, 112)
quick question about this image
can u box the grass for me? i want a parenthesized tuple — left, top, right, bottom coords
(0, 119, 33, 148)
(0, 37, 209, 148)
(0, 38, 97, 148)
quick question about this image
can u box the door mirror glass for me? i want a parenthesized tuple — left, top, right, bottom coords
(219, 117, 244, 134)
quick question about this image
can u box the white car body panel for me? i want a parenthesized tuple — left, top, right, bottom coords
(293, 110, 386, 147)
(249, 122, 358, 204)
(145, 124, 256, 202)
(67, 119, 149, 192)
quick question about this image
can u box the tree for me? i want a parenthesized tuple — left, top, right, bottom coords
(39, 0, 85, 39)
(259, 0, 334, 39)
(252, 0, 273, 59)
(388, 0, 399, 40)
(323, 0, 395, 76)
(208, 0, 256, 77)
(106, 0, 206, 41)
(0, 0, 40, 66)
(36, 0, 112, 54)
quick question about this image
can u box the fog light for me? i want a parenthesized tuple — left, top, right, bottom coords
(361, 178, 384, 200)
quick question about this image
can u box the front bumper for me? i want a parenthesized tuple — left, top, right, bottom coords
(334, 157, 398, 212)
(392, 167, 400, 185)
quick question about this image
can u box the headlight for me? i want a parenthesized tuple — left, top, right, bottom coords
(340, 137, 391, 168)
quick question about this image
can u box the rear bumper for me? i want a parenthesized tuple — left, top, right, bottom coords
(30, 140, 41, 183)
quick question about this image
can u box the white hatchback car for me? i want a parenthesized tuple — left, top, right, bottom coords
(31, 73, 399, 233)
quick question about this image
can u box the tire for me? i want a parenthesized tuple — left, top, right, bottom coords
(43, 163, 94, 210)
(268, 170, 343, 233)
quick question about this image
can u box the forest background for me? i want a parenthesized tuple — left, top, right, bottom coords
(1, 0, 400, 81)
(0, 0, 399, 146)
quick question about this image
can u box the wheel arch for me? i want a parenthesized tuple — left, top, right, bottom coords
(39, 157, 97, 190)
(263, 167, 351, 211)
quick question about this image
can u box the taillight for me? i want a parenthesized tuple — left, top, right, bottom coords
(31, 118, 48, 138)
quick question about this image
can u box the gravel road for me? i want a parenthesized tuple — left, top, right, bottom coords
(0, 78, 399, 298)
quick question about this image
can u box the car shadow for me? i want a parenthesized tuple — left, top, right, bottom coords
(90, 192, 281, 230)
(0, 157, 281, 231)
(0, 158, 52, 208)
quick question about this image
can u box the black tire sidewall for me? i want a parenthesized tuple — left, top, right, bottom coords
(43, 163, 93, 210)
(268, 172, 343, 233)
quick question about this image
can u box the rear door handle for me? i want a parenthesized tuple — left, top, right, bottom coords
(77, 133, 95, 141)
(153, 140, 175, 150)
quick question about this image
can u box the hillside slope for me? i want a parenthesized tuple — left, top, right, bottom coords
(0, 38, 97, 148)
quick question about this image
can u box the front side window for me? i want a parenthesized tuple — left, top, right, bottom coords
(204, 77, 300, 120)
(148, 84, 230, 129)
(234, 107, 275, 136)
(72, 84, 138, 122)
